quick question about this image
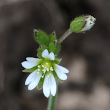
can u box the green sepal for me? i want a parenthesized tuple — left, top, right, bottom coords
(34, 29, 49, 45)
(37, 53, 42, 59)
(37, 45, 48, 53)
(54, 58, 62, 64)
(70, 20, 85, 33)
(70, 15, 89, 33)
(48, 42, 56, 53)
(55, 43, 61, 56)
(49, 32, 57, 42)
(23, 66, 37, 72)
(38, 77, 44, 89)
(37, 44, 48, 58)
(74, 16, 87, 21)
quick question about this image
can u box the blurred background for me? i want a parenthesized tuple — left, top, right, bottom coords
(0, 0, 110, 110)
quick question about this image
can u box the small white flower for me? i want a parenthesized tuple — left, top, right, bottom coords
(21, 49, 69, 98)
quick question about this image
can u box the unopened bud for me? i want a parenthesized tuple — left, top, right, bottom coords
(70, 15, 96, 33)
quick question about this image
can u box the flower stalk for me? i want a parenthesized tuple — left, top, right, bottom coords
(58, 28, 73, 43)
(47, 85, 57, 110)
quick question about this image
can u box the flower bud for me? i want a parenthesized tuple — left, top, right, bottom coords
(70, 15, 96, 33)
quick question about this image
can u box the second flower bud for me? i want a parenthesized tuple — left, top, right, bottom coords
(70, 15, 96, 33)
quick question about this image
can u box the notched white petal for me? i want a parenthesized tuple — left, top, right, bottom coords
(48, 52, 55, 60)
(42, 49, 49, 58)
(25, 70, 37, 85)
(26, 57, 41, 63)
(43, 75, 50, 98)
(50, 75, 56, 96)
(55, 64, 69, 73)
(21, 61, 36, 69)
(55, 69, 67, 80)
(28, 73, 42, 90)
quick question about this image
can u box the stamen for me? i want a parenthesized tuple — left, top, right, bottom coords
(50, 67, 53, 71)
(38, 65, 40, 68)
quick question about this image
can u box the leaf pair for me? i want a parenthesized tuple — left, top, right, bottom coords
(34, 29, 61, 57)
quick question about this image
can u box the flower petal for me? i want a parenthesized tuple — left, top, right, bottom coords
(43, 75, 50, 98)
(21, 61, 37, 69)
(48, 52, 55, 60)
(26, 57, 41, 63)
(55, 64, 69, 73)
(55, 68, 67, 80)
(50, 75, 56, 96)
(28, 73, 42, 90)
(42, 49, 49, 58)
(25, 70, 37, 85)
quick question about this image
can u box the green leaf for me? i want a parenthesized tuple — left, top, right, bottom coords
(37, 45, 48, 53)
(37, 53, 42, 59)
(23, 66, 37, 72)
(55, 43, 61, 56)
(49, 32, 57, 42)
(48, 42, 56, 53)
(38, 77, 44, 89)
(34, 29, 49, 45)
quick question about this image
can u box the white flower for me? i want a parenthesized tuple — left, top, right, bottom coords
(21, 49, 69, 98)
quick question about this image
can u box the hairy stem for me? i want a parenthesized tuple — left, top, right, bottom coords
(58, 28, 72, 43)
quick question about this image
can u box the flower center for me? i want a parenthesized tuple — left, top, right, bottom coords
(43, 61, 51, 69)
(37, 60, 54, 78)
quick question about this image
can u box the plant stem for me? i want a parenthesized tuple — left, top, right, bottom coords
(47, 85, 57, 110)
(58, 28, 73, 43)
